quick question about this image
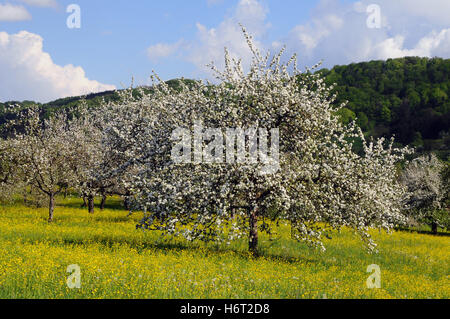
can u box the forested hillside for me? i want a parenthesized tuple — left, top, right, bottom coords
(320, 57, 449, 159)
(1, 57, 449, 159)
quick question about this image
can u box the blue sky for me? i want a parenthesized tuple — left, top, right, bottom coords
(0, 0, 449, 102)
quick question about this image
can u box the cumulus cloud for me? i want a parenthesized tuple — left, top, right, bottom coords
(147, 40, 183, 62)
(146, 0, 270, 76)
(188, 0, 269, 74)
(373, 29, 450, 60)
(0, 31, 116, 102)
(148, 0, 449, 77)
(284, 0, 450, 68)
(289, 14, 344, 52)
(0, 3, 31, 21)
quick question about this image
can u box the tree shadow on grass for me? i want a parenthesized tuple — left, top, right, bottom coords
(259, 251, 320, 265)
(59, 201, 125, 211)
(40, 214, 140, 226)
(28, 235, 322, 266)
(395, 227, 450, 237)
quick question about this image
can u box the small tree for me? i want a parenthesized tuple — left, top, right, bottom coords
(9, 106, 93, 222)
(79, 91, 150, 214)
(400, 154, 448, 233)
(71, 100, 110, 214)
(0, 138, 23, 203)
(99, 28, 410, 255)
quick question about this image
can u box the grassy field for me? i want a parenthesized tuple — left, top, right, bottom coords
(0, 196, 448, 299)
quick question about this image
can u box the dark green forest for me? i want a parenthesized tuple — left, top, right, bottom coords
(1, 56, 449, 159)
(319, 57, 449, 160)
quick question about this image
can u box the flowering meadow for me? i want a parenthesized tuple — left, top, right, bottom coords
(0, 196, 448, 299)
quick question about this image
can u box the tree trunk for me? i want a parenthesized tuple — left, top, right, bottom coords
(123, 197, 130, 210)
(23, 188, 29, 205)
(81, 196, 87, 208)
(48, 193, 55, 223)
(249, 208, 259, 257)
(88, 195, 94, 214)
(431, 222, 438, 234)
(100, 194, 106, 211)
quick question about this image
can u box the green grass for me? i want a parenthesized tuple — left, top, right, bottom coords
(0, 196, 448, 299)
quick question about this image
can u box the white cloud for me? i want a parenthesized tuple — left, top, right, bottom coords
(0, 3, 31, 21)
(290, 14, 344, 52)
(188, 0, 269, 74)
(283, 0, 450, 68)
(373, 29, 450, 60)
(147, 0, 450, 76)
(0, 31, 116, 102)
(147, 40, 183, 62)
(16, 0, 58, 8)
(145, 0, 270, 77)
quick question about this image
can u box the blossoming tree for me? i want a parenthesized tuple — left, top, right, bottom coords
(7, 106, 96, 222)
(94, 28, 411, 255)
(400, 154, 448, 233)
